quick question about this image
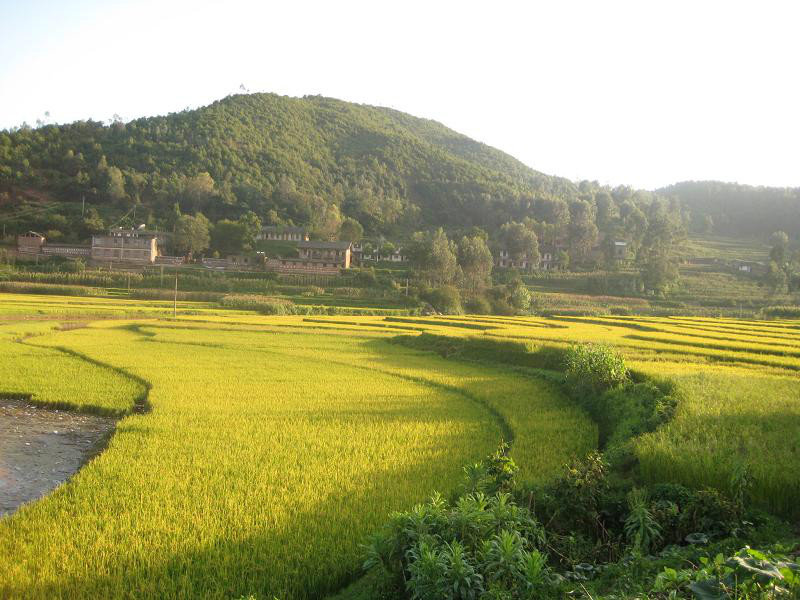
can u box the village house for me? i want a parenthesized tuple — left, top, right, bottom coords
(495, 249, 537, 271)
(16, 231, 46, 254)
(351, 241, 408, 264)
(257, 226, 310, 242)
(266, 240, 352, 274)
(91, 228, 159, 264)
(17, 231, 91, 259)
(202, 254, 262, 270)
(539, 247, 556, 270)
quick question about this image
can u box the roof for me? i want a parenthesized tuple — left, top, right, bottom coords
(614, 241, 628, 246)
(297, 240, 352, 250)
(20, 231, 45, 238)
(262, 225, 308, 233)
(107, 228, 159, 238)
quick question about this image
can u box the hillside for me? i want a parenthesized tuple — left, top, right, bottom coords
(0, 93, 581, 236)
(658, 180, 800, 238)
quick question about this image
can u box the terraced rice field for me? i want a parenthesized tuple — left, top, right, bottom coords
(1, 293, 798, 598)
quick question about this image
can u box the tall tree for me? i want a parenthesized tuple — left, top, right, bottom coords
(458, 235, 493, 293)
(338, 217, 364, 242)
(499, 221, 540, 265)
(174, 213, 211, 256)
(408, 228, 459, 286)
(238, 211, 262, 250)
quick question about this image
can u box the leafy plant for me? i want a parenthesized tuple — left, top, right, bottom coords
(623, 488, 661, 554)
(564, 343, 628, 398)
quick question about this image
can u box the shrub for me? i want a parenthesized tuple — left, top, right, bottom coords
(0, 281, 106, 296)
(363, 446, 552, 599)
(220, 294, 296, 315)
(510, 284, 532, 312)
(564, 343, 628, 398)
(763, 305, 800, 318)
(463, 295, 492, 315)
(420, 285, 463, 315)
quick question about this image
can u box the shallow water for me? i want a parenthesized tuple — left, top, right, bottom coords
(0, 400, 115, 516)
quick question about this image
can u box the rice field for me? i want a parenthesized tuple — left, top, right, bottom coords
(1, 294, 798, 598)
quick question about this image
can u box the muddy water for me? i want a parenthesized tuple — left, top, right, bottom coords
(0, 400, 116, 516)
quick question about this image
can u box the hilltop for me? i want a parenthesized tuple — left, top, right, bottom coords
(658, 180, 800, 238)
(0, 93, 582, 236)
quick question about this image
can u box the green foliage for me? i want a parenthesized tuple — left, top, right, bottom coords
(624, 488, 661, 553)
(0, 93, 576, 238)
(662, 180, 800, 238)
(409, 229, 460, 287)
(420, 285, 463, 315)
(339, 217, 364, 242)
(364, 446, 552, 600)
(563, 343, 628, 398)
(174, 213, 211, 255)
(457, 235, 493, 293)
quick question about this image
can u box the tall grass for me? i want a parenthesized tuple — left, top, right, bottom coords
(0, 314, 593, 599)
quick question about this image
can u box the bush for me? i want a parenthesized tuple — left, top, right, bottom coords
(564, 343, 628, 398)
(463, 295, 492, 314)
(0, 281, 106, 296)
(420, 285, 463, 314)
(363, 445, 552, 599)
(220, 294, 296, 315)
(763, 305, 800, 318)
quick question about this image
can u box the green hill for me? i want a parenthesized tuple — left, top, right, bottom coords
(0, 93, 580, 236)
(658, 180, 800, 238)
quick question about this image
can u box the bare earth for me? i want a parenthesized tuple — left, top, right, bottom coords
(0, 400, 115, 516)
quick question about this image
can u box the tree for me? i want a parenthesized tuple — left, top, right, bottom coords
(594, 191, 618, 231)
(211, 219, 247, 255)
(174, 213, 211, 256)
(499, 221, 540, 265)
(556, 249, 570, 270)
(703, 214, 714, 234)
(408, 228, 459, 286)
(339, 217, 364, 242)
(770, 231, 789, 265)
(568, 200, 599, 262)
(238, 211, 262, 250)
(765, 260, 788, 294)
(311, 202, 342, 240)
(81, 207, 106, 238)
(638, 208, 681, 293)
(458, 235, 493, 293)
(184, 173, 216, 210)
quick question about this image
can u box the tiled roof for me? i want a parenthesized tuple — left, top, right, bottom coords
(297, 240, 352, 250)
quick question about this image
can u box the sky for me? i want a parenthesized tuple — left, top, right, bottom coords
(1, 0, 798, 190)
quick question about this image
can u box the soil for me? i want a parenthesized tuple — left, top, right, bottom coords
(0, 400, 116, 517)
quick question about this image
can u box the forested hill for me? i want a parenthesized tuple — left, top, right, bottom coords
(659, 181, 800, 238)
(0, 93, 585, 235)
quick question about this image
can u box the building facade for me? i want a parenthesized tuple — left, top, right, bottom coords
(16, 232, 46, 254)
(257, 226, 310, 242)
(265, 240, 352, 274)
(91, 229, 158, 264)
(495, 249, 537, 271)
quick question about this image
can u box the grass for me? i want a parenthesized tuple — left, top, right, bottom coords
(0, 297, 593, 599)
(1, 293, 799, 597)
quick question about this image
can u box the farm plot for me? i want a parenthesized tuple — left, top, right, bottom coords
(323, 313, 799, 518)
(0, 308, 593, 599)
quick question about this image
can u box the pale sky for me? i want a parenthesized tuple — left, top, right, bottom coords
(1, 0, 798, 190)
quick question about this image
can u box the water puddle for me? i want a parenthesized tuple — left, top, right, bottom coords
(0, 400, 116, 516)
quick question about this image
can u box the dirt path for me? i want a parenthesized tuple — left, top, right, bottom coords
(0, 400, 116, 517)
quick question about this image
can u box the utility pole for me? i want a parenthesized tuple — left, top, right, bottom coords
(160, 265, 164, 288)
(173, 271, 178, 319)
(81, 195, 85, 217)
